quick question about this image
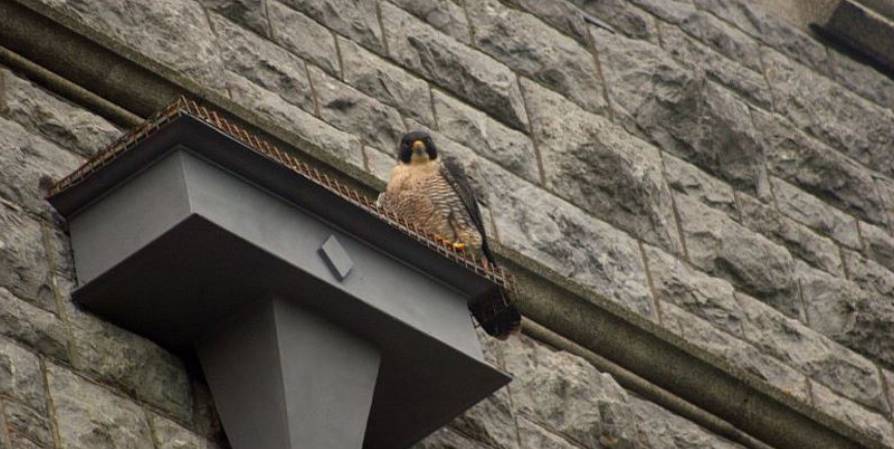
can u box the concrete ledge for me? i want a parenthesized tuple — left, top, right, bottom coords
(0, 0, 887, 448)
(814, 0, 894, 73)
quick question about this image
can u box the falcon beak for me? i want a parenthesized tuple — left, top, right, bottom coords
(411, 140, 426, 155)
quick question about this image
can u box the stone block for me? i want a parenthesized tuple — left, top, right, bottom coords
(659, 23, 772, 109)
(61, 300, 193, 423)
(502, 0, 590, 44)
(737, 291, 890, 414)
(0, 206, 56, 312)
(753, 108, 888, 226)
(381, 2, 529, 130)
(432, 90, 539, 184)
(737, 192, 844, 276)
(364, 146, 395, 184)
(827, 46, 894, 110)
(675, 193, 799, 317)
(861, 221, 894, 272)
(771, 177, 861, 249)
(211, 13, 315, 112)
(450, 388, 518, 449)
(516, 418, 578, 449)
(763, 48, 894, 178)
(465, 0, 607, 114)
(0, 118, 83, 219)
(0, 339, 45, 414)
(389, 0, 472, 44)
(31, 0, 224, 88)
(4, 401, 52, 449)
(0, 288, 69, 362)
(844, 249, 894, 297)
(277, 0, 383, 53)
(225, 73, 365, 169)
(662, 153, 737, 215)
(628, 0, 697, 24)
(692, 0, 830, 71)
(150, 414, 221, 449)
(47, 363, 155, 449)
(199, 0, 270, 37)
(644, 246, 747, 338)
(2, 68, 120, 158)
(521, 79, 683, 254)
(628, 394, 745, 449)
(268, 1, 339, 76)
(308, 65, 406, 152)
(595, 30, 769, 197)
(571, 0, 658, 41)
(679, 11, 763, 72)
(339, 37, 435, 128)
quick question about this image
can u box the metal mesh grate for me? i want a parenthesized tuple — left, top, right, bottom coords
(48, 96, 514, 289)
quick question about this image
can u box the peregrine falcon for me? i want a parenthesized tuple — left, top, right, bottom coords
(378, 130, 521, 339)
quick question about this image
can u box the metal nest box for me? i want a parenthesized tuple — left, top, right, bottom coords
(47, 98, 512, 449)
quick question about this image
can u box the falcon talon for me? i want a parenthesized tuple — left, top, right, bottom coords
(452, 242, 466, 252)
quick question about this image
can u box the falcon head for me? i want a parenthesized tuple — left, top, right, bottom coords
(398, 131, 438, 165)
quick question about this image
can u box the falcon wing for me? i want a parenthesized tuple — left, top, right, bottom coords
(439, 156, 495, 263)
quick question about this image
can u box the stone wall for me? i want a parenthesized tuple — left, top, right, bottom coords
(2, 0, 894, 447)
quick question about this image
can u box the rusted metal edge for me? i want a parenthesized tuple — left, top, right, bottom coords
(46, 96, 514, 289)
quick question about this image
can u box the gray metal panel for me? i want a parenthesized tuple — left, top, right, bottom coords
(197, 298, 380, 449)
(179, 151, 482, 357)
(68, 151, 192, 284)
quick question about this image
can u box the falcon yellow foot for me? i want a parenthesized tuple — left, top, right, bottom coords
(452, 242, 466, 252)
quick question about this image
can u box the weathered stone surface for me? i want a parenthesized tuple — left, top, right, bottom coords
(478, 151, 655, 319)
(737, 290, 890, 414)
(432, 90, 539, 184)
(4, 432, 41, 449)
(516, 417, 578, 449)
(0, 206, 56, 312)
(200, 0, 270, 36)
(61, 300, 192, 423)
(675, 193, 798, 317)
(0, 288, 68, 362)
(4, 400, 52, 449)
(861, 221, 894, 273)
(662, 153, 737, 214)
(595, 30, 768, 197)
(0, 339, 45, 414)
(659, 23, 772, 109)
(763, 48, 894, 178)
(309, 65, 406, 152)
(451, 388, 518, 449)
(659, 302, 810, 402)
(679, 11, 762, 72)
(692, 0, 830, 71)
(34, 0, 223, 88)
(628, 0, 696, 24)
(0, 118, 83, 219)
(381, 2, 528, 130)
(277, 0, 383, 52)
(466, 0, 607, 114)
(827, 46, 894, 110)
(844, 250, 894, 311)
(737, 192, 843, 276)
(47, 364, 155, 449)
(339, 37, 434, 128)
(189, 380, 225, 444)
(794, 260, 894, 376)
(2, 69, 120, 158)
(225, 73, 365, 168)
(211, 13, 315, 112)
(644, 246, 746, 338)
(364, 146, 394, 184)
(522, 79, 682, 254)
(389, 0, 471, 44)
(412, 427, 491, 449)
(771, 177, 861, 250)
(268, 1, 339, 75)
(150, 414, 220, 449)
(503, 0, 590, 44)
(502, 335, 637, 449)
(810, 381, 894, 448)
(571, 0, 658, 42)
(753, 108, 888, 226)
